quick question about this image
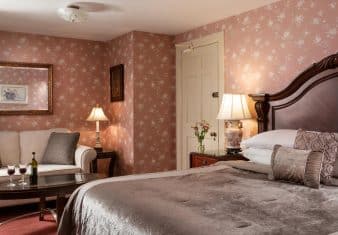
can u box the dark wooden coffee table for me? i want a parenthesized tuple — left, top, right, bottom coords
(0, 173, 103, 225)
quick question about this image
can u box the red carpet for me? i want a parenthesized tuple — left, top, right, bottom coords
(0, 212, 57, 235)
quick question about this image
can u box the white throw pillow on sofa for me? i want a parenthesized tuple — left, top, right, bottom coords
(241, 129, 297, 150)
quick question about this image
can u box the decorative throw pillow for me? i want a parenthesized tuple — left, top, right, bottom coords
(42, 132, 80, 165)
(294, 129, 338, 185)
(271, 145, 323, 189)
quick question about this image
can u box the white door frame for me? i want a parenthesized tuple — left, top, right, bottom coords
(175, 32, 225, 170)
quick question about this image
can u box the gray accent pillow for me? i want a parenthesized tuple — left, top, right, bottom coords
(294, 129, 338, 185)
(271, 145, 323, 189)
(42, 132, 80, 165)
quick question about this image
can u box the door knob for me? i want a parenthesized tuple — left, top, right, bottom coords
(212, 92, 219, 98)
(210, 132, 217, 140)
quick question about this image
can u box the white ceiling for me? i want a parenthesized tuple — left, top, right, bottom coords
(0, 0, 279, 41)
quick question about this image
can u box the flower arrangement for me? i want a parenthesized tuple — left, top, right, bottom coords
(191, 120, 210, 153)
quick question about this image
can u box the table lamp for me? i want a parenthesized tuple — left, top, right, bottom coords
(86, 105, 109, 151)
(217, 94, 251, 154)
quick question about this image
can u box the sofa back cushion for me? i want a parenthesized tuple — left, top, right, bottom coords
(19, 128, 69, 164)
(0, 131, 20, 165)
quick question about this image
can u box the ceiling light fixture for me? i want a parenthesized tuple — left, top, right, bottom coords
(57, 5, 88, 23)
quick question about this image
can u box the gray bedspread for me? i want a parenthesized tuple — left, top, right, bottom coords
(58, 162, 338, 235)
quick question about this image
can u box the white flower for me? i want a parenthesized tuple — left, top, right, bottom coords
(253, 51, 260, 58)
(313, 17, 320, 24)
(326, 28, 336, 38)
(295, 15, 304, 24)
(19, 37, 27, 44)
(242, 16, 250, 25)
(297, 56, 304, 64)
(297, 0, 305, 8)
(268, 20, 274, 27)
(277, 13, 285, 22)
(282, 31, 291, 40)
(296, 39, 305, 47)
(243, 64, 250, 72)
(255, 23, 261, 31)
(313, 35, 322, 44)
(279, 65, 287, 72)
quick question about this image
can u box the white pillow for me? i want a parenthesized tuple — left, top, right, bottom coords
(241, 129, 297, 150)
(242, 148, 273, 165)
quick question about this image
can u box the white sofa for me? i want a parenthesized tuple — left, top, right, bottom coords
(0, 128, 96, 207)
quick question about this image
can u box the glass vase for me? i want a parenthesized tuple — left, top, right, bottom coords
(198, 142, 205, 153)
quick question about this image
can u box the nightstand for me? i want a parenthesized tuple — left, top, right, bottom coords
(190, 151, 248, 168)
(92, 150, 118, 177)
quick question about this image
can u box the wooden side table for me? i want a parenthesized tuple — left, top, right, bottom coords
(92, 150, 118, 177)
(190, 151, 248, 168)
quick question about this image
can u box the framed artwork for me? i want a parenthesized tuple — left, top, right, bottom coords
(0, 84, 28, 104)
(110, 64, 124, 102)
(0, 61, 53, 115)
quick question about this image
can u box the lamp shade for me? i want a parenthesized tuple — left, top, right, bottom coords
(217, 94, 251, 120)
(86, 106, 109, 121)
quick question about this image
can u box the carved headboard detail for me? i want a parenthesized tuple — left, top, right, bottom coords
(249, 53, 338, 133)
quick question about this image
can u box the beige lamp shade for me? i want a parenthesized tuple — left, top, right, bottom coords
(86, 106, 109, 121)
(217, 94, 251, 120)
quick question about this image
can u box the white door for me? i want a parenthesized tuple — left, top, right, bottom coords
(176, 32, 224, 170)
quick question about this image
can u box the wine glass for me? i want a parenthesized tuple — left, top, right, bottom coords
(7, 165, 16, 187)
(19, 164, 28, 185)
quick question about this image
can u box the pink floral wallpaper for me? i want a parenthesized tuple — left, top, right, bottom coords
(132, 32, 176, 174)
(0, 68, 48, 110)
(176, 0, 337, 94)
(102, 32, 135, 175)
(0, 30, 106, 145)
(102, 31, 176, 175)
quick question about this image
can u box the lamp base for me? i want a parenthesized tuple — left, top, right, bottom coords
(225, 120, 243, 152)
(94, 131, 103, 152)
(94, 147, 103, 152)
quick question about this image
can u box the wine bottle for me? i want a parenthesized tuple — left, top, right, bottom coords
(30, 152, 38, 185)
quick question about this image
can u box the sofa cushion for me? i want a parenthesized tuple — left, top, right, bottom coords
(19, 128, 69, 164)
(42, 132, 80, 165)
(0, 164, 81, 183)
(0, 131, 20, 166)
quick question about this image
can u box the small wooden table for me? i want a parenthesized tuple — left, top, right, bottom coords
(92, 150, 118, 177)
(0, 173, 103, 225)
(190, 151, 248, 168)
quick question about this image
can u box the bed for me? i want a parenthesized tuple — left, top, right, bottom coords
(58, 53, 338, 235)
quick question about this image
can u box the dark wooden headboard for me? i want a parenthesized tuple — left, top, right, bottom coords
(249, 53, 338, 133)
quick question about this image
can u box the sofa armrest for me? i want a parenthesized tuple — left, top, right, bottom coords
(75, 145, 96, 173)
